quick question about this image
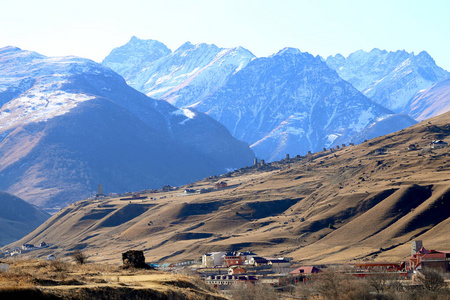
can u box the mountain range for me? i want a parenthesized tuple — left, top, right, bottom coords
(103, 37, 255, 108)
(193, 48, 416, 160)
(325, 49, 449, 115)
(0, 46, 254, 210)
(104, 38, 420, 161)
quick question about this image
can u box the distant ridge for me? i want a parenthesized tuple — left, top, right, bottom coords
(326, 49, 449, 114)
(0, 190, 49, 246)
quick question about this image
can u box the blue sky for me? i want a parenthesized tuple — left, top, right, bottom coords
(1, 0, 449, 70)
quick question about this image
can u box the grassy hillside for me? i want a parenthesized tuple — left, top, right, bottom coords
(0, 260, 226, 300)
(4, 111, 450, 264)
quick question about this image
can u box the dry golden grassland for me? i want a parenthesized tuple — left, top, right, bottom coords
(5, 112, 450, 266)
(0, 259, 226, 300)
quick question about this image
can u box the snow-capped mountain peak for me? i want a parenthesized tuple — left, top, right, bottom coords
(193, 47, 416, 161)
(103, 38, 255, 107)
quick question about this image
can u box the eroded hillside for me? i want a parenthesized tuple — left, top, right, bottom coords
(6, 112, 450, 264)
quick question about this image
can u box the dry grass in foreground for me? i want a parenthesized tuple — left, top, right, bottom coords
(0, 259, 226, 300)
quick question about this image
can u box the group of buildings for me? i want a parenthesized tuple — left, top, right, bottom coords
(190, 241, 449, 289)
(197, 251, 319, 288)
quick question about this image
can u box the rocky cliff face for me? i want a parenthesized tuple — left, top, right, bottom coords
(103, 37, 255, 108)
(326, 49, 449, 114)
(193, 48, 416, 161)
(0, 46, 254, 209)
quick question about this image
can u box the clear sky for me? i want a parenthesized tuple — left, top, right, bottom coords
(1, 0, 449, 70)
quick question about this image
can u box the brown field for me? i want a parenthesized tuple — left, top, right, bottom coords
(0, 259, 225, 299)
(3, 111, 450, 265)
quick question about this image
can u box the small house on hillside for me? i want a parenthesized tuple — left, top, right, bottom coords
(430, 140, 448, 149)
(21, 244, 34, 251)
(408, 144, 419, 151)
(161, 185, 174, 192)
(215, 181, 228, 189)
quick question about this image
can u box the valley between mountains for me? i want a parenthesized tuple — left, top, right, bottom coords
(9, 111, 450, 264)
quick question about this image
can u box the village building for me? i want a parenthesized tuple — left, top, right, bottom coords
(196, 267, 229, 276)
(215, 181, 228, 189)
(204, 275, 258, 288)
(352, 262, 407, 278)
(267, 258, 291, 268)
(21, 244, 34, 251)
(408, 144, 419, 150)
(202, 252, 227, 267)
(407, 247, 450, 274)
(160, 263, 176, 269)
(222, 251, 257, 267)
(290, 266, 321, 275)
(290, 266, 321, 283)
(228, 265, 247, 275)
(430, 140, 448, 149)
(248, 256, 269, 266)
(161, 185, 174, 192)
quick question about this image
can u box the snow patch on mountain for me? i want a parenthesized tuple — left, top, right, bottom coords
(0, 87, 94, 131)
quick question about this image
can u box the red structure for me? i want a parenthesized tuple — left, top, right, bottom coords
(406, 247, 450, 273)
(352, 262, 407, 278)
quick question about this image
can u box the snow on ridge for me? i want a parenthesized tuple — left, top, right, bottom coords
(171, 108, 197, 125)
(0, 89, 94, 131)
(0, 72, 96, 131)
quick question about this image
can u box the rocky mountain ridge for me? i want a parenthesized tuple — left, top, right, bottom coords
(104, 40, 419, 161)
(326, 48, 449, 114)
(103, 37, 255, 108)
(194, 48, 416, 161)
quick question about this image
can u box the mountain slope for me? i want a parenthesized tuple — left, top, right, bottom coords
(8, 111, 450, 264)
(193, 48, 416, 161)
(101, 36, 171, 79)
(326, 49, 449, 114)
(0, 190, 49, 246)
(0, 46, 254, 209)
(103, 37, 255, 107)
(404, 76, 450, 121)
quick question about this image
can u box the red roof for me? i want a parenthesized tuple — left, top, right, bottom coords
(421, 252, 447, 259)
(290, 266, 321, 275)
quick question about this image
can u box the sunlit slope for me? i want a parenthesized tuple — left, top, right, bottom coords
(8, 111, 450, 264)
